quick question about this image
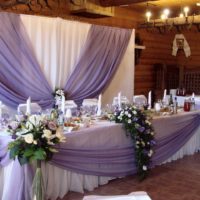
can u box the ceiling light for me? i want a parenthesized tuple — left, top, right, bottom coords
(145, 11, 152, 22)
(184, 6, 189, 17)
(163, 9, 170, 18)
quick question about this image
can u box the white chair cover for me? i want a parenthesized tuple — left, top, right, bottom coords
(82, 99, 98, 107)
(17, 103, 41, 114)
(112, 96, 129, 106)
(83, 191, 152, 200)
(133, 95, 147, 106)
(65, 100, 77, 109)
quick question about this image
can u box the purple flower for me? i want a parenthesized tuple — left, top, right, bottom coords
(150, 140, 156, 146)
(137, 126, 145, 133)
(48, 121, 57, 131)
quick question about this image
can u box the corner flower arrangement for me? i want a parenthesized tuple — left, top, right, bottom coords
(53, 88, 65, 107)
(114, 105, 155, 179)
(8, 114, 66, 199)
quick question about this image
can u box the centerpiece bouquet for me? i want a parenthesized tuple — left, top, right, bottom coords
(8, 114, 66, 200)
(53, 88, 65, 107)
(113, 105, 155, 179)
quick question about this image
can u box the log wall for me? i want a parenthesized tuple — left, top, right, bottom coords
(2, 1, 200, 98)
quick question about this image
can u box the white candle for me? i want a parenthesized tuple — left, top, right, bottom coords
(65, 108, 72, 118)
(26, 97, 31, 115)
(148, 91, 152, 109)
(97, 94, 102, 116)
(192, 92, 195, 99)
(118, 92, 121, 109)
(163, 89, 167, 101)
(61, 95, 65, 114)
(0, 101, 2, 119)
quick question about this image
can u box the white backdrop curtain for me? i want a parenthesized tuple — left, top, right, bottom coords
(20, 14, 135, 105)
(21, 15, 91, 89)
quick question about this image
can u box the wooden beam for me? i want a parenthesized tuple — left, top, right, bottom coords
(99, 0, 153, 7)
(0, 0, 29, 8)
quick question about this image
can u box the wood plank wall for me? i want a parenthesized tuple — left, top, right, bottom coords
(2, 2, 200, 99)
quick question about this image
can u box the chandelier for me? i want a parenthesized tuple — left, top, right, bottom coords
(139, 5, 200, 33)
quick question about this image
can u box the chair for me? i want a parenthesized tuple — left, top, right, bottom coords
(65, 100, 77, 109)
(133, 95, 147, 106)
(82, 99, 98, 107)
(112, 96, 129, 106)
(83, 191, 152, 200)
(17, 103, 41, 114)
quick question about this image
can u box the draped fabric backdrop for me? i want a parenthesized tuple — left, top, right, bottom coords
(64, 25, 132, 105)
(21, 15, 91, 89)
(0, 12, 135, 109)
(21, 14, 135, 106)
(0, 13, 53, 109)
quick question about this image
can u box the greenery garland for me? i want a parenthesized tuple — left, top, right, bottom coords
(113, 105, 155, 179)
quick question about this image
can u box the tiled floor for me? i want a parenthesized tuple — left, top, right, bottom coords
(62, 153, 200, 200)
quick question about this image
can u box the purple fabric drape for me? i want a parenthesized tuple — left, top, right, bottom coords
(0, 12, 53, 109)
(50, 113, 200, 176)
(64, 25, 132, 105)
(1, 113, 200, 199)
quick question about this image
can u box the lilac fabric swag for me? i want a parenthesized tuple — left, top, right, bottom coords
(1, 113, 200, 200)
(0, 12, 53, 109)
(64, 25, 132, 105)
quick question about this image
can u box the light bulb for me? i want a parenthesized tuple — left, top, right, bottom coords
(179, 13, 184, 18)
(163, 9, 170, 18)
(184, 6, 189, 17)
(161, 14, 167, 20)
(145, 11, 152, 22)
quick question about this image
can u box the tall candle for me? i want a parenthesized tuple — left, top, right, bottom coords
(163, 89, 167, 101)
(118, 92, 121, 109)
(97, 94, 102, 116)
(192, 92, 195, 99)
(0, 101, 2, 119)
(26, 97, 31, 115)
(148, 91, 152, 109)
(61, 95, 65, 114)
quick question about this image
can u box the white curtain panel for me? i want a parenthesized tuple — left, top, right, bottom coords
(20, 14, 91, 89)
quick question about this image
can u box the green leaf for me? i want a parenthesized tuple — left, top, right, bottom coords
(24, 148, 34, 157)
(9, 145, 20, 159)
(18, 156, 28, 165)
(34, 148, 46, 160)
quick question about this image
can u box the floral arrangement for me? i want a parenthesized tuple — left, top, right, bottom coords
(114, 105, 155, 179)
(8, 114, 66, 165)
(53, 88, 65, 107)
(8, 114, 66, 199)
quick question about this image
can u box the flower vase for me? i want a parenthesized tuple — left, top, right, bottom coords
(32, 160, 45, 200)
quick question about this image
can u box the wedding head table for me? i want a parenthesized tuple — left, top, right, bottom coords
(1, 110, 200, 200)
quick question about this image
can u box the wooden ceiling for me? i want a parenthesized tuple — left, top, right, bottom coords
(124, 0, 200, 18)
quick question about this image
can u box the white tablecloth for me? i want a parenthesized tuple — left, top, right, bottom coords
(1, 112, 200, 200)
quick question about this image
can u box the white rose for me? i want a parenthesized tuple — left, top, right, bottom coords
(128, 114, 131, 118)
(125, 111, 129, 116)
(151, 132, 154, 136)
(148, 150, 153, 157)
(42, 129, 52, 139)
(128, 119, 132, 124)
(33, 140, 37, 145)
(142, 165, 147, 171)
(29, 115, 42, 127)
(24, 133, 34, 144)
(145, 120, 151, 125)
(133, 110, 137, 115)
